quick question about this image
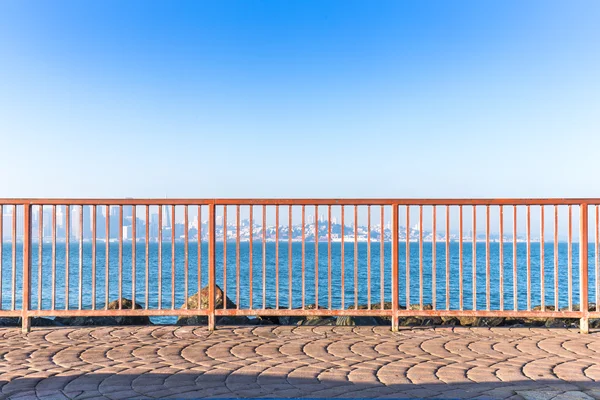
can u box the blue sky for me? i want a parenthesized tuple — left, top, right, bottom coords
(0, 1, 599, 199)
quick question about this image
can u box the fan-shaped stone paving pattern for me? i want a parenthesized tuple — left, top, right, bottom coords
(0, 326, 599, 399)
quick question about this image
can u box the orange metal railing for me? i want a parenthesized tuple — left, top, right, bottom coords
(0, 199, 597, 333)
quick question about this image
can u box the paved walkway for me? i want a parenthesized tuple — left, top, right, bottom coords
(0, 326, 599, 399)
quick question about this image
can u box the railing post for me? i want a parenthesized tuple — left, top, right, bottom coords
(580, 203, 589, 334)
(208, 202, 216, 331)
(391, 204, 399, 332)
(21, 204, 32, 334)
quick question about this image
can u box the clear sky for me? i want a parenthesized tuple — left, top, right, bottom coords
(0, 1, 599, 199)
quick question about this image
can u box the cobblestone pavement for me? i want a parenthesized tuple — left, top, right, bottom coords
(0, 325, 599, 399)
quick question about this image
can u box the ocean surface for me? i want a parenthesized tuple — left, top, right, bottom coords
(1, 242, 597, 323)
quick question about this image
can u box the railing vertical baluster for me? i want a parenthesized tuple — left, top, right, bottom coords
(183, 205, 188, 309)
(596, 205, 599, 313)
(145, 205, 149, 310)
(236, 205, 241, 309)
(580, 203, 589, 333)
(197, 205, 201, 310)
(446, 205, 450, 310)
(315, 205, 319, 308)
(419, 205, 423, 310)
(118, 205, 123, 309)
(171, 205, 176, 310)
(513, 206, 517, 311)
(432, 206, 436, 310)
(499, 205, 504, 311)
(52, 206, 57, 311)
(459, 205, 463, 311)
(38, 206, 43, 310)
(275, 206, 280, 308)
(65, 206, 70, 310)
(367, 206, 371, 310)
(302, 205, 306, 309)
(249, 206, 253, 309)
(554, 205, 559, 311)
(526, 205, 531, 311)
(262, 205, 266, 309)
(391, 204, 399, 332)
(340, 206, 344, 309)
(104, 206, 108, 310)
(0, 205, 2, 310)
(158, 205, 162, 310)
(472, 206, 476, 311)
(208, 202, 216, 331)
(21, 204, 32, 333)
(12, 205, 17, 311)
(91, 205, 96, 310)
(288, 206, 291, 309)
(223, 206, 227, 309)
(79, 205, 83, 310)
(540, 206, 545, 311)
(132, 206, 137, 309)
(486, 205, 490, 310)
(568, 205, 572, 311)
(328, 205, 332, 310)
(354, 205, 358, 308)
(380, 206, 384, 310)
(406, 206, 410, 309)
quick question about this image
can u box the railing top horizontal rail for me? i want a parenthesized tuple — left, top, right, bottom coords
(0, 198, 599, 206)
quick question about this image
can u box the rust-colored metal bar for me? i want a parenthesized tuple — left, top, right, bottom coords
(145, 206, 149, 310)
(208, 202, 216, 330)
(380, 206, 384, 309)
(446, 205, 450, 310)
(580, 203, 589, 333)
(340, 205, 344, 309)
(21, 204, 32, 332)
(104, 206, 108, 310)
(406, 206, 410, 308)
(328, 205, 332, 309)
(540, 205, 545, 311)
(91, 206, 96, 310)
(513, 206, 517, 311)
(597, 205, 599, 312)
(526, 205, 531, 311)
(459, 205, 463, 311)
(554, 205, 559, 311)
(262, 205, 266, 309)
(118, 205, 123, 309)
(0, 205, 2, 309)
(249, 206, 253, 309)
(499, 205, 504, 311)
(288, 205, 292, 309)
(197, 205, 201, 310)
(184, 205, 188, 309)
(367, 205, 371, 310)
(315, 205, 319, 308)
(354, 205, 358, 308)
(391, 204, 399, 331)
(79, 205, 83, 310)
(472, 206, 476, 311)
(171, 205, 176, 310)
(38, 206, 43, 310)
(132, 206, 137, 310)
(223, 206, 227, 310)
(486, 205, 490, 310)
(419, 205, 423, 310)
(11, 205, 16, 310)
(568, 205, 572, 311)
(14, 198, 600, 207)
(432, 206, 436, 310)
(275, 205, 279, 309)
(158, 205, 163, 310)
(65, 206, 70, 311)
(197, 204, 204, 310)
(52, 206, 57, 310)
(302, 205, 306, 309)
(236, 205, 241, 309)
